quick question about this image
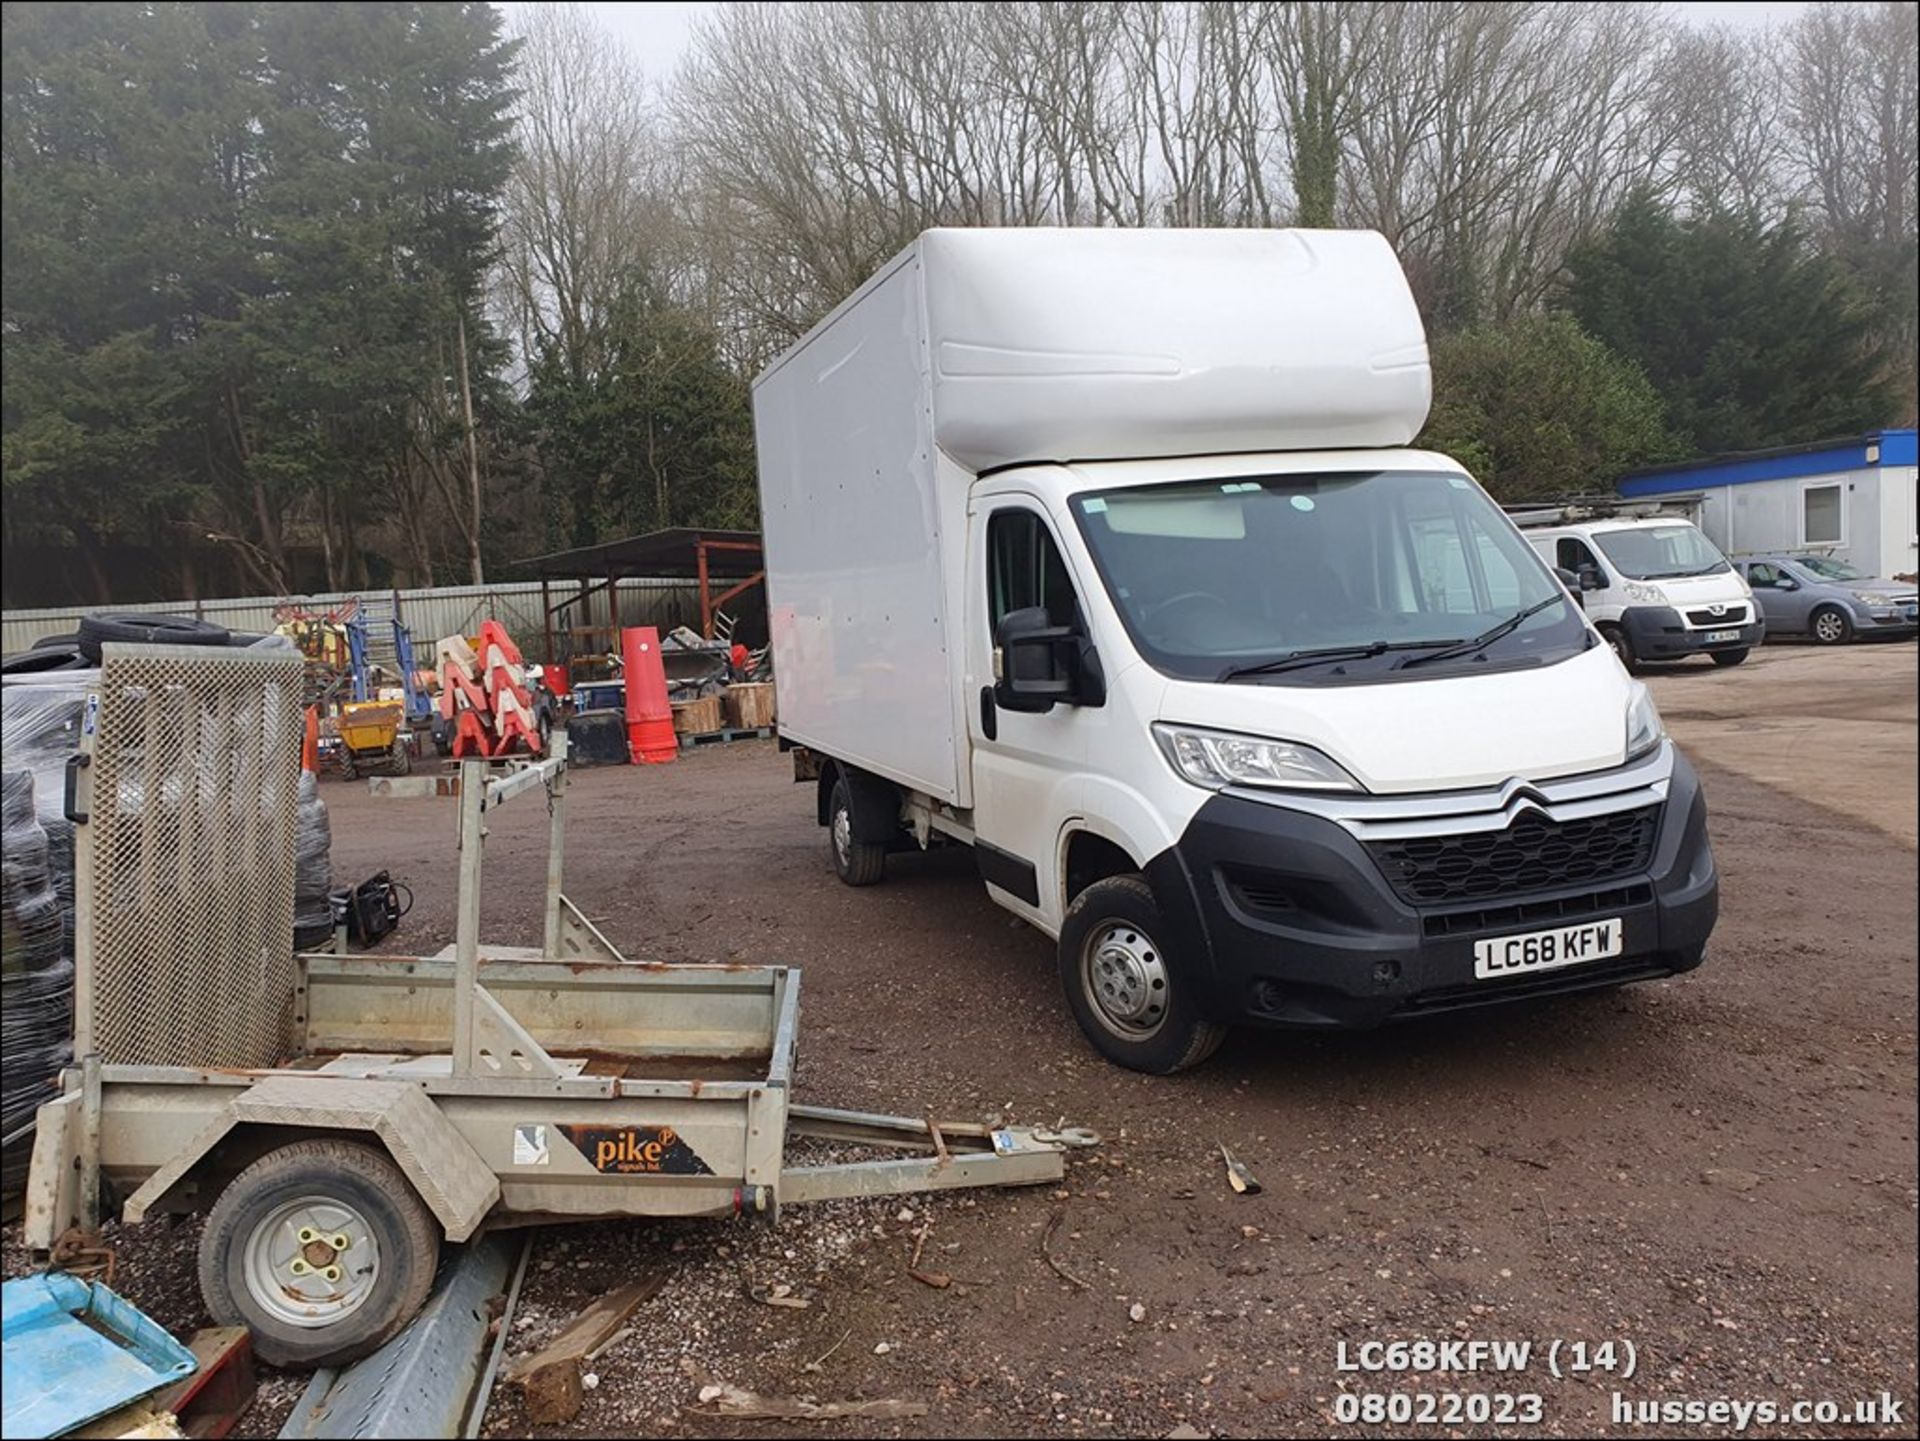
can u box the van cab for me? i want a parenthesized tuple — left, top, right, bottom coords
(1520, 517, 1763, 672)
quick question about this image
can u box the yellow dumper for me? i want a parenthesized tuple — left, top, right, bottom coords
(336, 699, 411, 778)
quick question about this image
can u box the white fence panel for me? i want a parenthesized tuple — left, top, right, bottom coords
(4, 579, 705, 656)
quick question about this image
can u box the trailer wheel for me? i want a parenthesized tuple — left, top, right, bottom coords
(199, 1138, 440, 1369)
(1057, 875, 1226, 1074)
(828, 775, 887, 886)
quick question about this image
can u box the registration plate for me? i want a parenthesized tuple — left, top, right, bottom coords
(1703, 628, 1740, 644)
(1474, 918, 1623, 980)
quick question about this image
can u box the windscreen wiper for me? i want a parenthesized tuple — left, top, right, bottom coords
(1220, 640, 1444, 681)
(1397, 595, 1564, 671)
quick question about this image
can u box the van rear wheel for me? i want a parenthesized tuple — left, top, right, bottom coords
(827, 775, 887, 886)
(1058, 875, 1225, 1074)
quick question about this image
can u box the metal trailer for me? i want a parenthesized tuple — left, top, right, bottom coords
(24, 644, 1085, 1369)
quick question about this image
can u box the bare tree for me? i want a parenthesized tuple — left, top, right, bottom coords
(1655, 25, 1787, 217)
(1781, 1, 1918, 246)
(1778, 0, 1919, 420)
(498, 1, 670, 386)
(657, 0, 1909, 393)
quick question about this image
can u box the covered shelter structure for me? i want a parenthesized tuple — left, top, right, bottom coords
(512, 527, 765, 667)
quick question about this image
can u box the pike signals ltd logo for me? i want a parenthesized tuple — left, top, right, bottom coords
(560, 1123, 714, 1175)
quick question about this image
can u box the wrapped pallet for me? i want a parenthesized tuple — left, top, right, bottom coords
(1, 766, 72, 1197)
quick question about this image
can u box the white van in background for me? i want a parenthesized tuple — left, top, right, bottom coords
(1517, 514, 1762, 673)
(752, 229, 1719, 1074)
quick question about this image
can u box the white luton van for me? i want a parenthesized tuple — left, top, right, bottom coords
(752, 229, 1718, 1073)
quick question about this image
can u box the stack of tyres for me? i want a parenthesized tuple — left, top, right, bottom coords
(1, 769, 74, 1196)
(294, 770, 336, 951)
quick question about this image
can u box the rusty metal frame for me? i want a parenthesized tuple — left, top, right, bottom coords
(694, 537, 765, 639)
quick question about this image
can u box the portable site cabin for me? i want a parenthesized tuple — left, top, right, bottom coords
(1616, 429, 1919, 581)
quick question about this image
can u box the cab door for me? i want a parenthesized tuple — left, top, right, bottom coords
(963, 498, 1095, 931)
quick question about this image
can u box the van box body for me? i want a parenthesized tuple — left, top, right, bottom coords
(752, 228, 1431, 805)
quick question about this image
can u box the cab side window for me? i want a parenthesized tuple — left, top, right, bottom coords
(1556, 538, 1601, 576)
(1746, 563, 1779, 588)
(988, 509, 1079, 632)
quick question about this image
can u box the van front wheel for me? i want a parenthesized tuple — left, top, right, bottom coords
(1058, 876, 1225, 1074)
(1601, 624, 1641, 674)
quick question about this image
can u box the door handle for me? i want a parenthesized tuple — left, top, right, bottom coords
(63, 753, 91, 823)
(978, 686, 998, 742)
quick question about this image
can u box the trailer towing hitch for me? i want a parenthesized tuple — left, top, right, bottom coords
(776, 1105, 1101, 1209)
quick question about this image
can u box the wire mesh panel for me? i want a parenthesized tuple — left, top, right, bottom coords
(79, 644, 305, 1067)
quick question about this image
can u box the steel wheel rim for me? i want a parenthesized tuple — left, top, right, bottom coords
(243, 1195, 381, 1328)
(1815, 612, 1844, 642)
(1082, 921, 1170, 1039)
(831, 804, 852, 866)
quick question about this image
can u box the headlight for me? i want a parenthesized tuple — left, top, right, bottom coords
(1625, 682, 1664, 761)
(1859, 591, 1895, 606)
(1623, 581, 1667, 605)
(1152, 723, 1361, 792)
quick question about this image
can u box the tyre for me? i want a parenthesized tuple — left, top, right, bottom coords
(1709, 647, 1749, 667)
(1809, 606, 1853, 646)
(1601, 625, 1640, 675)
(30, 632, 81, 650)
(1057, 875, 1226, 1075)
(1, 645, 90, 676)
(387, 737, 411, 776)
(77, 613, 229, 662)
(198, 1138, 440, 1369)
(827, 775, 886, 886)
(338, 750, 359, 782)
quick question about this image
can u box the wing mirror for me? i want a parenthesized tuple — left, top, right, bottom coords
(1775, 577, 1799, 591)
(993, 607, 1105, 713)
(1577, 566, 1608, 592)
(1552, 566, 1586, 609)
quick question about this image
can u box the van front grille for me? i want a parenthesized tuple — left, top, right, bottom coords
(1421, 882, 1654, 939)
(1684, 604, 1747, 626)
(1366, 805, 1661, 906)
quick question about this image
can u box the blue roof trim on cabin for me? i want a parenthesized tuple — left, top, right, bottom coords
(1618, 428, 1917, 497)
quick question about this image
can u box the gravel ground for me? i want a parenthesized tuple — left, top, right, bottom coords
(5, 655, 1914, 1438)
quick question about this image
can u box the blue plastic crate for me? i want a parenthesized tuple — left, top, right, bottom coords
(1, 1273, 198, 1438)
(574, 680, 626, 713)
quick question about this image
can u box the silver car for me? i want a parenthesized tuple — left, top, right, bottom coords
(1738, 555, 1920, 644)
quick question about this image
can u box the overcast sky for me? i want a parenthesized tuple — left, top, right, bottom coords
(495, 1, 1814, 82)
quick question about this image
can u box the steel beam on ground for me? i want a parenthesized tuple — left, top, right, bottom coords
(278, 1234, 523, 1440)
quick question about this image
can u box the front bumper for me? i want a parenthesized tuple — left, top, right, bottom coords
(1621, 606, 1764, 659)
(1143, 749, 1718, 1029)
(1857, 602, 1919, 634)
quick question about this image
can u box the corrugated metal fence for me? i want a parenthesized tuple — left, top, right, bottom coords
(2, 579, 704, 656)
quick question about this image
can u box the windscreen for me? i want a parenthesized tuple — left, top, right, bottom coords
(1593, 524, 1729, 580)
(1071, 470, 1587, 684)
(1794, 556, 1866, 581)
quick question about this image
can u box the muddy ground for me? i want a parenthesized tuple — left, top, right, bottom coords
(8, 644, 1915, 1438)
